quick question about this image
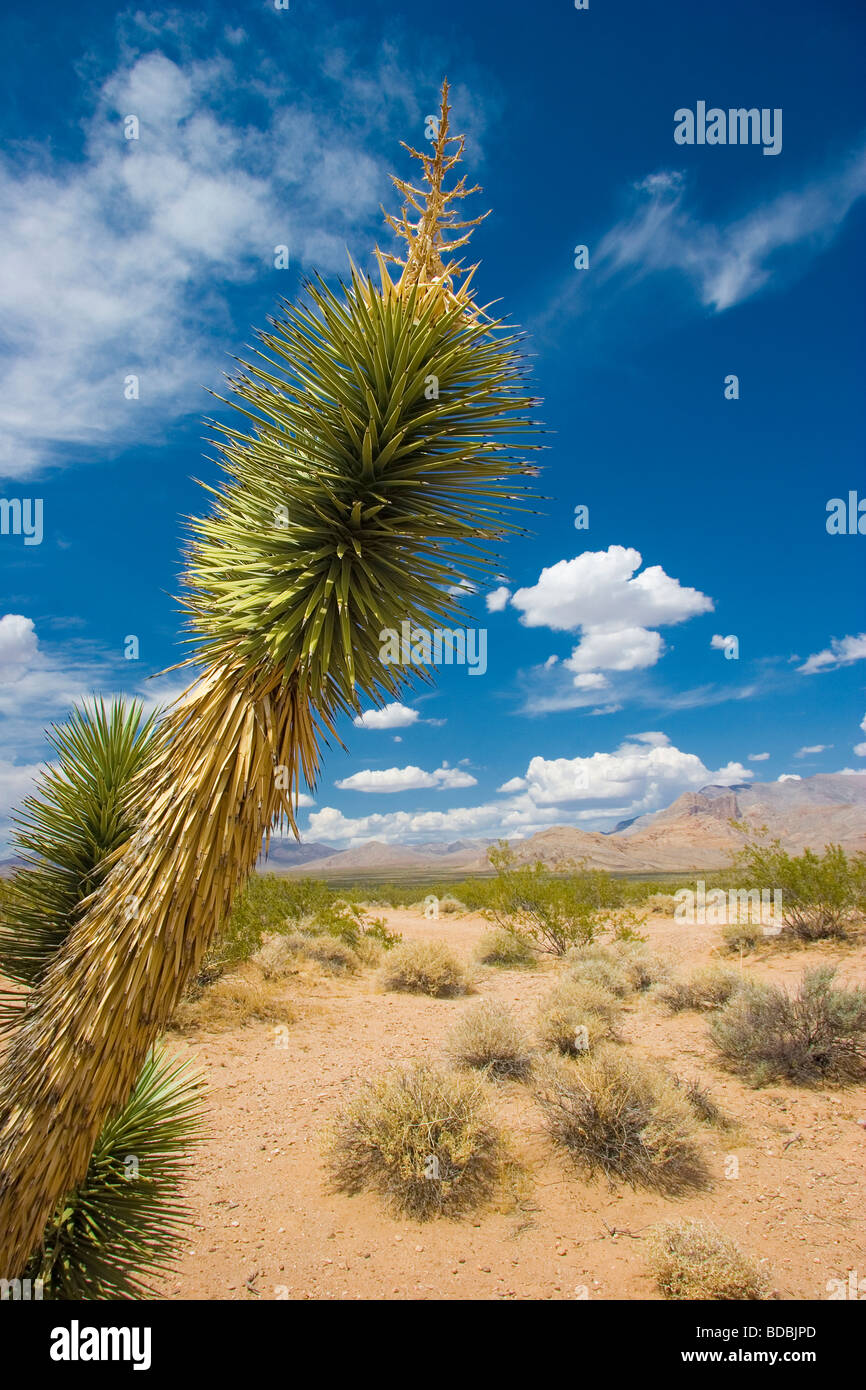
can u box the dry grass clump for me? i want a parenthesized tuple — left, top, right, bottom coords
(644, 892, 678, 915)
(380, 940, 470, 997)
(647, 1219, 770, 1300)
(658, 964, 742, 1014)
(673, 1075, 731, 1128)
(475, 927, 537, 970)
(538, 979, 622, 1056)
(438, 896, 466, 916)
(171, 962, 293, 1033)
(302, 936, 361, 973)
(709, 966, 866, 1086)
(252, 935, 303, 979)
(448, 1000, 533, 1080)
(566, 945, 631, 997)
(255, 930, 362, 975)
(721, 922, 763, 954)
(535, 1048, 708, 1193)
(615, 941, 667, 992)
(326, 1063, 503, 1219)
(566, 941, 665, 995)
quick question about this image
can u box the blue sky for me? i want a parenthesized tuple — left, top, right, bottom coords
(1, 0, 864, 850)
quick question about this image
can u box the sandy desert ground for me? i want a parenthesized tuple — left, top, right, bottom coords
(147, 905, 866, 1302)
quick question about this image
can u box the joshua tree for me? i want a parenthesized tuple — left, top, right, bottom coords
(0, 699, 203, 1295)
(0, 82, 538, 1273)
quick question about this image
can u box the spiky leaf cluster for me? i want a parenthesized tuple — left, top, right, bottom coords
(185, 272, 538, 719)
(24, 1048, 205, 1299)
(0, 700, 159, 1023)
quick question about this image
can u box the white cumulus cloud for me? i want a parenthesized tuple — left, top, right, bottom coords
(335, 764, 477, 793)
(353, 703, 420, 730)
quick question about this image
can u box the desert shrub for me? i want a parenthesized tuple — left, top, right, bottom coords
(647, 1219, 769, 1300)
(658, 965, 742, 1013)
(475, 927, 538, 969)
(536, 1049, 708, 1193)
(306, 900, 401, 960)
(482, 843, 624, 956)
(734, 840, 865, 941)
(380, 940, 470, 997)
(362, 918, 402, 951)
(448, 1000, 533, 1080)
(644, 892, 678, 915)
(252, 935, 303, 979)
(438, 895, 466, 915)
(537, 979, 622, 1056)
(673, 1075, 730, 1127)
(171, 962, 293, 1033)
(326, 1063, 503, 1218)
(721, 921, 763, 954)
(710, 966, 866, 1085)
(566, 944, 631, 997)
(208, 873, 332, 968)
(303, 936, 361, 973)
(615, 940, 667, 992)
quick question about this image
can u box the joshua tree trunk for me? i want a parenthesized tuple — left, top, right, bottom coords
(0, 664, 312, 1269)
(0, 84, 537, 1276)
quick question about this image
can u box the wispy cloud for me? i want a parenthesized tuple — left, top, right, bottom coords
(0, 14, 490, 481)
(798, 633, 866, 675)
(599, 144, 866, 312)
(534, 140, 866, 336)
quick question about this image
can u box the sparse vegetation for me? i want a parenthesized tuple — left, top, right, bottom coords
(326, 1063, 503, 1219)
(536, 1049, 708, 1193)
(537, 978, 623, 1055)
(448, 1000, 533, 1079)
(721, 922, 763, 954)
(566, 944, 632, 997)
(710, 966, 866, 1085)
(658, 965, 742, 1013)
(647, 1219, 769, 1300)
(673, 1075, 730, 1127)
(616, 940, 667, 992)
(475, 927, 537, 969)
(171, 962, 293, 1033)
(380, 940, 470, 997)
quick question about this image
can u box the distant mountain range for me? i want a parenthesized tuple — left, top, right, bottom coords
(267, 773, 866, 877)
(4, 775, 863, 881)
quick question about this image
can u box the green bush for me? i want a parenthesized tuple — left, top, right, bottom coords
(733, 839, 866, 941)
(482, 843, 624, 956)
(209, 873, 333, 968)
